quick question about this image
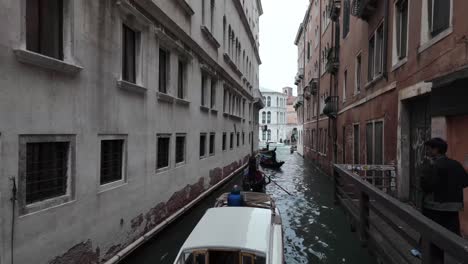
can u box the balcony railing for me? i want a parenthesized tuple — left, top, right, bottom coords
(326, 47, 339, 74)
(328, 0, 341, 22)
(323, 95, 338, 118)
(351, 0, 377, 21)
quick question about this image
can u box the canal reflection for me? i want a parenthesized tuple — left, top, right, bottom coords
(121, 146, 375, 264)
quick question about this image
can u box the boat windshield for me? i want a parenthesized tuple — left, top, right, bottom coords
(181, 251, 266, 264)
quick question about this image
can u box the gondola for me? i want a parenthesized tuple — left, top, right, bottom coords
(260, 160, 285, 169)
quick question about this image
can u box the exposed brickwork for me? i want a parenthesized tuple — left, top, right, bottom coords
(209, 167, 223, 186)
(103, 244, 122, 261)
(49, 240, 99, 264)
(130, 213, 144, 232)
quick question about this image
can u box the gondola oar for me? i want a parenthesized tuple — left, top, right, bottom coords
(262, 173, 292, 196)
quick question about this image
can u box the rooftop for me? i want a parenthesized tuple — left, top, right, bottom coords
(180, 207, 272, 255)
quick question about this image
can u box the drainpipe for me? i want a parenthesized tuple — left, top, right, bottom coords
(383, 0, 389, 80)
(10, 177, 17, 264)
(316, 0, 322, 163)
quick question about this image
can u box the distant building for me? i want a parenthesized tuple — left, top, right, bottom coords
(259, 87, 297, 144)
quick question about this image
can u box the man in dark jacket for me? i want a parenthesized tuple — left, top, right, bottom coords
(421, 138, 468, 236)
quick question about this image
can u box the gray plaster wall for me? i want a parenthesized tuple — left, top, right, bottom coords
(0, 0, 262, 263)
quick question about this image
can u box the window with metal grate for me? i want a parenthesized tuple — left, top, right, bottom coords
(100, 139, 124, 185)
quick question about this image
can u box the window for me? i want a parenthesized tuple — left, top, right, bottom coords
(26, 0, 63, 60)
(262, 111, 266, 123)
(100, 139, 124, 185)
(237, 133, 240, 147)
(267, 111, 271, 124)
(395, 0, 408, 60)
(211, 79, 216, 108)
(209, 133, 215, 155)
(223, 89, 228, 112)
(307, 41, 311, 61)
(343, 70, 347, 102)
(267, 96, 271, 107)
(159, 48, 169, 93)
(177, 60, 186, 99)
(368, 23, 385, 82)
(201, 74, 207, 106)
(355, 54, 362, 93)
(202, 0, 206, 25)
(175, 134, 186, 164)
(210, 0, 215, 32)
(122, 24, 137, 83)
(342, 126, 346, 163)
(366, 121, 384, 168)
(343, 0, 350, 38)
(200, 133, 207, 158)
(157, 135, 170, 169)
(428, 0, 451, 37)
(24, 141, 70, 204)
(353, 124, 360, 164)
(262, 131, 266, 141)
(267, 129, 271, 141)
(222, 133, 227, 151)
(230, 133, 234, 149)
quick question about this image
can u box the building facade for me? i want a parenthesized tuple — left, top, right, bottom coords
(0, 0, 263, 263)
(259, 88, 287, 143)
(295, 0, 468, 236)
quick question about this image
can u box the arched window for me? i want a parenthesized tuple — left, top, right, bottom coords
(267, 129, 271, 140)
(267, 96, 271, 107)
(223, 16, 227, 47)
(262, 111, 266, 124)
(267, 111, 271, 124)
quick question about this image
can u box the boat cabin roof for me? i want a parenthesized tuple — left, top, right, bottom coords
(180, 207, 272, 255)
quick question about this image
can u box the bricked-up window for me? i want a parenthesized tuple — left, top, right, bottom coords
(157, 136, 170, 169)
(356, 54, 362, 93)
(209, 133, 215, 155)
(201, 74, 207, 106)
(159, 48, 169, 93)
(26, 0, 64, 60)
(200, 134, 207, 157)
(100, 140, 124, 185)
(175, 135, 186, 164)
(428, 0, 450, 37)
(122, 24, 137, 83)
(396, 0, 408, 59)
(343, 0, 350, 38)
(177, 60, 186, 99)
(230, 133, 234, 149)
(210, 79, 216, 108)
(222, 133, 227, 151)
(25, 142, 69, 204)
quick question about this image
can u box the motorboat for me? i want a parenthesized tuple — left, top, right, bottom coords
(174, 192, 284, 264)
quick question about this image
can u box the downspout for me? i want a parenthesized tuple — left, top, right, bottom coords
(316, 0, 322, 162)
(383, 0, 389, 79)
(10, 177, 17, 264)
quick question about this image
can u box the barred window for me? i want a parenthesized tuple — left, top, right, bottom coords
(222, 133, 227, 151)
(25, 142, 69, 204)
(157, 136, 170, 169)
(200, 134, 207, 157)
(175, 135, 186, 164)
(100, 140, 124, 185)
(209, 133, 215, 155)
(26, 0, 64, 60)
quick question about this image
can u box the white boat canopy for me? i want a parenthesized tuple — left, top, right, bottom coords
(180, 207, 272, 255)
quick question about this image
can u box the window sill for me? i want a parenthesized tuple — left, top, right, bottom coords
(175, 98, 190, 106)
(117, 80, 147, 93)
(391, 57, 408, 72)
(365, 74, 384, 90)
(174, 0, 194, 16)
(418, 27, 453, 54)
(230, 115, 242, 121)
(200, 105, 210, 112)
(156, 167, 170, 174)
(20, 195, 74, 216)
(201, 26, 220, 49)
(175, 162, 186, 168)
(157, 92, 175, 103)
(223, 112, 230, 117)
(14, 49, 82, 75)
(223, 53, 243, 77)
(211, 109, 218, 114)
(98, 180, 127, 194)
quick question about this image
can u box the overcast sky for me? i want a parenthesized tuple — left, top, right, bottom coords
(259, 0, 309, 94)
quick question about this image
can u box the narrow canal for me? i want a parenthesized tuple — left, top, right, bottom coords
(121, 146, 376, 264)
